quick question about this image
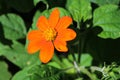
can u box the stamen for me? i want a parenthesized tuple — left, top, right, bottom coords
(44, 28, 57, 41)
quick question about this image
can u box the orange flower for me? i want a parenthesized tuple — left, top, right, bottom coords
(27, 8, 76, 63)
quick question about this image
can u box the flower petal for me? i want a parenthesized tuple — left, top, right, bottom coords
(49, 8, 60, 28)
(39, 41, 54, 63)
(27, 38, 47, 54)
(27, 30, 43, 40)
(55, 16, 72, 30)
(27, 40, 41, 54)
(37, 16, 49, 31)
(54, 38, 68, 52)
(57, 29, 76, 41)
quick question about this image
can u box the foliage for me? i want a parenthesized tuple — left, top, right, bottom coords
(0, 0, 120, 80)
(0, 61, 12, 80)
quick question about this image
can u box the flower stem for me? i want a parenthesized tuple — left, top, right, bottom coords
(62, 65, 99, 80)
(74, 61, 80, 73)
(77, 27, 87, 63)
(77, 38, 81, 63)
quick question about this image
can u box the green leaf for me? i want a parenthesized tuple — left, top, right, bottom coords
(0, 43, 9, 56)
(0, 14, 26, 40)
(41, 7, 70, 18)
(5, 0, 34, 12)
(32, 10, 41, 29)
(93, 4, 120, 39)
(12, 65, 65, 80)
(28, 65, 64, 80)
(12, 67, 30, 80)
(75, 78, 83, 80)
(47, 62, 62, 69)
(68, 53, 93, 67)
(48, 54, 67, 69)
(62, 58, 73, 68)
(0, 61, 12, 80)
(80, 53, 93, 66)
(33, 0, 48, 7)
(66, 0, 92, 22)
(113, 66, 120, 73)
(48, 54, 75, 74)
(1, 41, 40, 68)
(90, 0, 119, 6)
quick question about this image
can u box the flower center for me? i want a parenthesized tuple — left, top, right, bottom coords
(44, 28, 57, 41)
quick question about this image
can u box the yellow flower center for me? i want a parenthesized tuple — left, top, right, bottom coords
(44, 28, 57, 41)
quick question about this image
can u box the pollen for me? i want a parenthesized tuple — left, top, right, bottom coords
(44, 28, 57, 41)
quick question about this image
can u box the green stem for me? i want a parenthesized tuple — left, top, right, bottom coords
(79, 66, 94, 80)
(69, 45, 76, 61)
(62, 66, 100, 80)
(78, 34, 87, 63)
(74, 61, 80, 73)
(69, 44, 81, 75)
(77, 21, 84, 63)
(77, 31, 87, 63)
(90, 66, 103, 72)
(77, 38, 81, 63)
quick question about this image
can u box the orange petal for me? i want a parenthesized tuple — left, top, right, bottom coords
(39, 41, 54, 63)
(55, 16, 72, 30)
(37, 16, 49, 31)
(27, 37, 47, 54)
(54, 38, 68, 52)
(27, 30, 43, 40)
(27, 40, 41, 54)
(49, 8, 60, 28)
(57, 29, 76, 41)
